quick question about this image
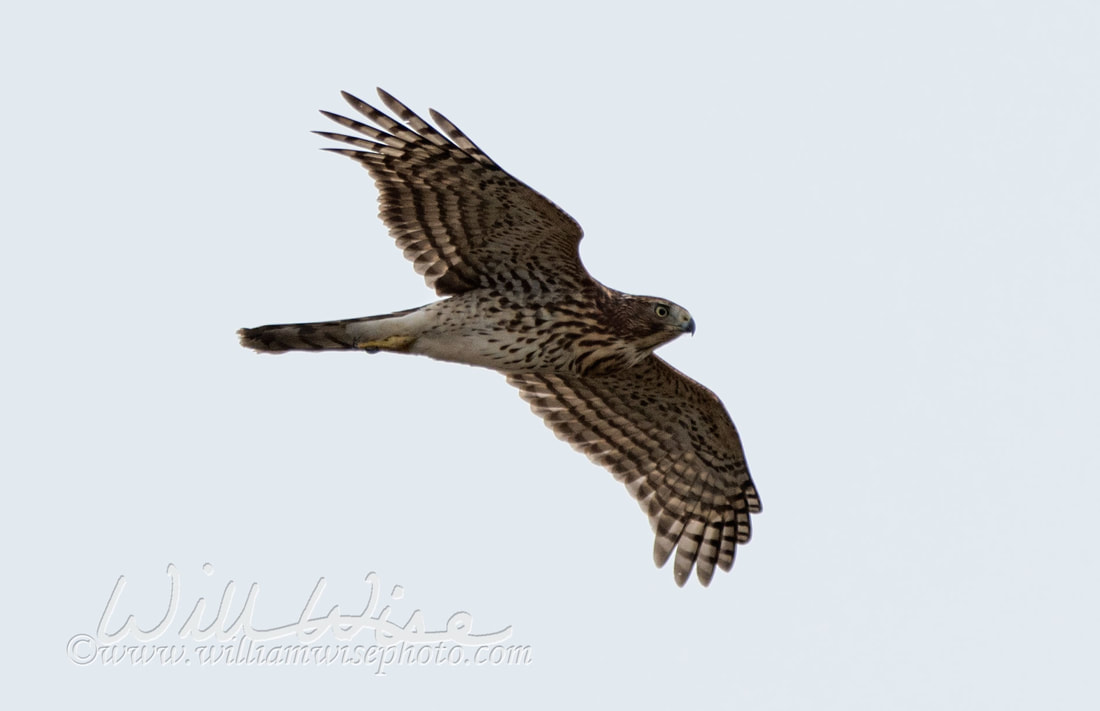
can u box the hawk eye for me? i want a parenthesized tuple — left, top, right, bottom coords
(654, 304, 670, 318)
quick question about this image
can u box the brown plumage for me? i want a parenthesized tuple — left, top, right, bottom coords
(239, 89, 761, 586)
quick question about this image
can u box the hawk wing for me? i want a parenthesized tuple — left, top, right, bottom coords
(317, 89, 588, 296)
(508, 356, 761, 586)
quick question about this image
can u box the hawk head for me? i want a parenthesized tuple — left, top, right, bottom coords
(610, 295, 696, 351)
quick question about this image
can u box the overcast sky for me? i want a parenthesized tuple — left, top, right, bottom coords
(3, 1, 1098, 708)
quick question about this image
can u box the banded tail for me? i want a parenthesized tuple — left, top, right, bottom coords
(238, 308, 421, 354)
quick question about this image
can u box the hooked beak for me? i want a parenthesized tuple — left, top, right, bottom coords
(684, 317, 696, 336)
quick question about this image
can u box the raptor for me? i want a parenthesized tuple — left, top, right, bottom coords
(239, 89, 762, 586)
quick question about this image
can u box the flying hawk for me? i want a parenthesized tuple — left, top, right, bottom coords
(239, 89, 762, 586)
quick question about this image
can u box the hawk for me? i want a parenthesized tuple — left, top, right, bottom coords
(239, 89, 762, 586)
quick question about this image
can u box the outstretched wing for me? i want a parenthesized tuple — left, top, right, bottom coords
(508, 356, 761, 586)
(317, 89, 588, 296)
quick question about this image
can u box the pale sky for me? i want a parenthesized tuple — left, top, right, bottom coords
(3, 1, 1098, 708)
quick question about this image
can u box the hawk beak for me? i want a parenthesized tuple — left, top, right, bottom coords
(684, 318, 696, 336)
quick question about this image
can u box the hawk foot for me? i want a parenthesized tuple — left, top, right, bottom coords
(355, 335, 417, 353)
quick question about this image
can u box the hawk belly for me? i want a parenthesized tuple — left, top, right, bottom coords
(357, 291, 635, 374)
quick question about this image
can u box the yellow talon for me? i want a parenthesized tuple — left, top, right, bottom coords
(356, 335, 417, 352)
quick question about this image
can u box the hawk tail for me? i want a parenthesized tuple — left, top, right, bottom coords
(238, 308, 421, 354)
(238, 320, 357, 353)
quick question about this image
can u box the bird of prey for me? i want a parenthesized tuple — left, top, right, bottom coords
(239, 89, 761, 586)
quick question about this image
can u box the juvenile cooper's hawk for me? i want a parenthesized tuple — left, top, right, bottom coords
(239, 89, 762, 586)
